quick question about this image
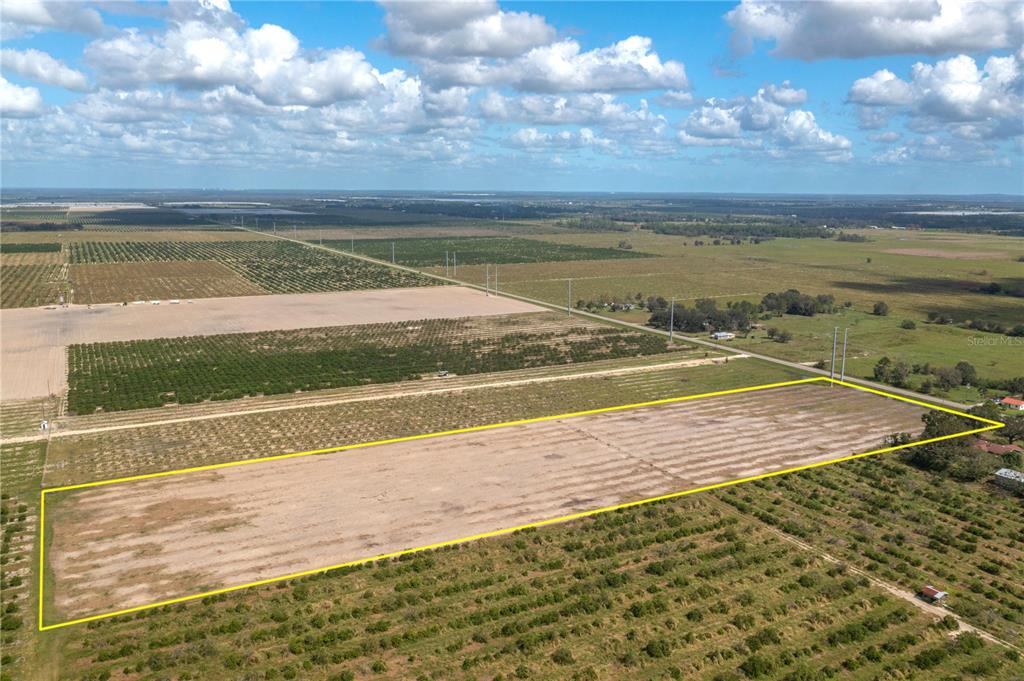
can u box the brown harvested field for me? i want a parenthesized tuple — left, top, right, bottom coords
(69, 261, 264, 303)
(0, 287, 542, 400)
(0, 251, 63, 265)
(881, 247, 1009, 260)
(46, 382, 926, 621)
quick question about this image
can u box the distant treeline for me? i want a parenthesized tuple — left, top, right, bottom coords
(0, 222, 82, 233)
(647, 288, 840, 333)
(555, 215, 632, 232)
(0, 242, 61, 253)
(645, 222, 829, 239)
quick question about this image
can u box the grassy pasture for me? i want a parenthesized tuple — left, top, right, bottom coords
(65, 313, 672, 413)
(476, 229, 1024, 324)
(728, 310, 1024, 398)
(333, 236, 652, 267)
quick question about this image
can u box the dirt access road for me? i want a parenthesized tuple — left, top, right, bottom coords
(0, 286, 541, 401)
(48, 382, 925, 622)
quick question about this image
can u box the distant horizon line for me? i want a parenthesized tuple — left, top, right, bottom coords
(2, 188, 1023, 200)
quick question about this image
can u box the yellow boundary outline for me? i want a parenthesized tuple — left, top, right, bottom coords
(38, 376, 1003, 631)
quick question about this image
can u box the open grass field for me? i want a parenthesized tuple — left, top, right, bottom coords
(44, 382, 926, 623)
(39, 475, 1021, 681)
(65, 312, 671, 413)
(728, 309, 1024, 398)
(69, 261, 264, 304)
(335, 236, 651, 266)
(446, 229, 1024, 325)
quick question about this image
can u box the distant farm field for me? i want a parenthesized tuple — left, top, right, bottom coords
(69, 261, 264, 303)
(67, 240, 436, 293)
(66, 312, 671, 413)
(333, 236, 653, 266)
(471, 230, 1024, 325)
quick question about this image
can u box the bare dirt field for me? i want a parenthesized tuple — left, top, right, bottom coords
(0, 287, 542, 400)
(69, 261, 264, 303)
(47, 382, 926, 621)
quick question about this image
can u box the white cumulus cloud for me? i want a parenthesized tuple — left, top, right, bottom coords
(1, 48, 90, 91)
(848, 54, 1024, 139)
(0, 76, 44, 117)
(380, 0, 556, 58)
(421, 35, 688, 93)
(726, 0, 1023, 60)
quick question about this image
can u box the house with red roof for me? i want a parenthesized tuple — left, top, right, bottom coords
(1000, 396, 1024, 411)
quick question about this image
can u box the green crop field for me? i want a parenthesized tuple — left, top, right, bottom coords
(67, 240, 435, 293)
(66, 313, 671, 413)
(47, 359, 788, 487)
(0, 264, 65, 308)
(329, 236, 653, 266)
(0, 242, 61, 253)
(0, 442, 46, 681)
(720, 455, 1024, 644)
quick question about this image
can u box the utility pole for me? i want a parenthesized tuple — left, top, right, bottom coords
(453, 252, 457, 277)
(350, 237, 354, 252)
(445, 250, 449, 277)
(567, 279, 572, 315)
(494, 265, 498, 292)
(830, 326, 838, 383)
(273, 221, 276, 234)
(669, 297, 675, 343)
(840, 328, 849, 381)
(391, 242, 396, 263)
(485, 264, 490, 295)
(319, 228, 322, 246)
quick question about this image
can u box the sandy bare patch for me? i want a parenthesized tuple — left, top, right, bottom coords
(0, 287, 543, 400)
(882, 248, 1008, 260)
(47, 383, 925, 620)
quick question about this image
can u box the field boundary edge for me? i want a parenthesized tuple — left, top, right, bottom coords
(37, 376, 1004, 631)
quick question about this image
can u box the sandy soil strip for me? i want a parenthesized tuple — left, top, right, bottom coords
(0, 287, 542, 401)
(48, 383, 924, 621)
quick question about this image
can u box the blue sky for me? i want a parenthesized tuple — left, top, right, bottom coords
(1, 1, 1021, 193)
